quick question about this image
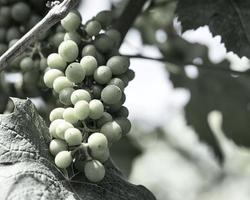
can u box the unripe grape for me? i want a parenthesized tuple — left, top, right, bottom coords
(95, 10, 113, 28)
(61, 11, 81, 32)
(53, 76, 73, 93)
(65, 128, 82, 146)
(88, 132, 108, 154)
(47, 53, 67, 71)
(85, 20, 102, 36)
(94, 66, 112, 84)
(80, 56, 98, 76)
(51, 32, 65, 48)
(43, 68, 64, 88)
(59, 87, 75, 106)
(6, 27, 21, 42)
(56, 120, 74, 139)
(49, 119, 64, 138)
(109, 78, 125, 91)
(115, 106, 129, 118)
(91, 147, 109, 163)
(96, 112, 113, 127)
(101, 85, 122, 105)
(63, 107, 78, 124)
(71, 89, 91, 105)
(20, 57, 33, 71)
(58, 40, 79, 62)
(91, 85, 103, 99)
(106, 29, 121, 47)
(84, 160, 105, 182)
(50, 107, 65, 122)
(11, 2, 31, 22)
(100, 121, 122, 144)
(81, 44, 105, 65)
(89, 99, 104, 119)
(49, 139, 68, 156)
(107, 56, 130, 75)
(126, 69, 135, 81)
(64, 31, 81, 44)
(117, 74, 130, 87)
(55, 151, 73, 169)
(74, 100, 90, 120)
(94, 34, 114, 53)
(115, 117, 131, 135)
(108, 93, 126, 112)
(65, 62, 86, 83)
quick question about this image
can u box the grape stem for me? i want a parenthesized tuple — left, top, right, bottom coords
(0, 0, 80, 72)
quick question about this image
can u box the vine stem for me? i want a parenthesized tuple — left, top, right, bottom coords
(0, 0, 80, 72)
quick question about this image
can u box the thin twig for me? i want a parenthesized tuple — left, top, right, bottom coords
(0, 0, 80, 72)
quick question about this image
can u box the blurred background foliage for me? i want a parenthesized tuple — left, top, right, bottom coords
(1, 0, 250, 199)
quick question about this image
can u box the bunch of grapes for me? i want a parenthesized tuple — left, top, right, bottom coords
(45, 10, 135, 182)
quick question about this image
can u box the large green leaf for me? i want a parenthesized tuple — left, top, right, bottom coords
(0, 98, 155, 200)
(176, 0, 250, 57)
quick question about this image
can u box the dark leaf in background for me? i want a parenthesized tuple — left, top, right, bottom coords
(0, 98, 156, 200)
(176, 0, 250, 57)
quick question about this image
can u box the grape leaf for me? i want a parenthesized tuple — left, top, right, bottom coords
(0, 98, 155, 200)
(176, 0, 250, 57)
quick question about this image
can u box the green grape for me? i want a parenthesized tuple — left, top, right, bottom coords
(49, 119, 64, 138)
(88, 132, 108, 154)
(74, 100, 90, 120)
(106, 29, 121, 47)
(64, 128, 82, 146)
(65, 62, 86, 83)
(11, 2, 31, 22)
(0, 28, 6, 43)
(59, 87, 75, 106)
(63, 107, 78, 124)
(20, 57, 33, 71)
(115, 117, 131, 135)
(101, 85, 122, 105)
(43, 69, 64, 88)
(95, 10, 113, 28)
(6, 27, 21, 42)
(56, 120, 74, 139)
(47, 53, 67, 70)
(91, 84, 103, 99)
(64, 31, 81, 44)
(51, 32, 65, 48)
(94, 66, 112, 84)
(0, 44, 7, 56)
(115, 106, 129, 118)
(89, 99, 104, 119)
(40, 58, 48, 70)
(55, 151, 73, 169)
(125, 69, 135, 81)
(94, 34, 114, 53)
(108, 93, 126, 112)
(109, 78, 125, 91)
(58, 40, 79, 62)
(61, 11, 81, 32)
(100, 121, 122, 144)
(71, 89, 91, 105)
(80, 56, 98, 76)
(91, 147, 109, 163)
(49, 139, 68, 156)
(84, 160, 105, 182)
(96, 112, 112, 128)
(49, 107, 65, 122)
(117, 73, 130, 87)
(107, 56, 130, 75)
(85, 20, 102, 36)
(53, 76, 74, 93)
(81, 44, 105, 65)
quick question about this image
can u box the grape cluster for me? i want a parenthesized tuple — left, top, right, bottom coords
(45, 10, 135, 182)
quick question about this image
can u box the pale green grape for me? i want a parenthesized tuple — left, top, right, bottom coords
(65, 62, 86, 83)
(58, 40, 79, 62)
(100, 121, 122, 144)
(11, 2, 31, 22)
(80, 56, 98, 76)
(106, 29, 121, 47)
(88, 132, 108, 154)
(115, 117, 131, 135)
(47, 53, 67, 71)
(55, 151, 73, 169)
(91, 147, 109, 163)
(61, 11, 81, 32)
(94, 66, 112, 84)
(49, 107, 65, 122)
(20, 57, 33, 71)
(84, 160, 105, 182)
(43, 69, 64, 88)
(64, 31, 81, 44)
(94, 34, 114, 53)
(96, 112, 112, 128)
(85, 20, 102, 36)
(89, 99, 104, 119)
(63, 107, 78, 124)
(49, 139, 68, 156)
(53, 76, 73, 93)
(107, 56, 130, 75)
(56, 120, 74, 139)
(64, 128, 82, 146)
(115, 106, 129, 118)
(59, 87, 75, 106)
(101, 85, 122, 105)
(109, 78, 125, 91)
(74, 100, 90, 120)
(95, 10, 113, 28)
(49, 119, 64, 138)
(71, 89, 91, 105)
